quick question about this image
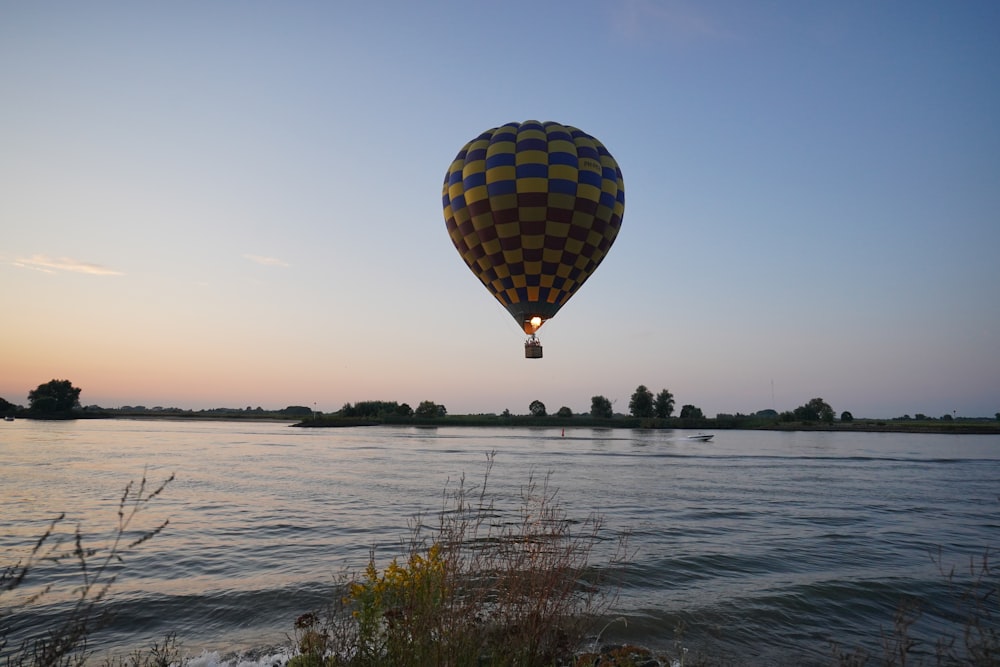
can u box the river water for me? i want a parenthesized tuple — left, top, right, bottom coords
(1, 419, 998, 665)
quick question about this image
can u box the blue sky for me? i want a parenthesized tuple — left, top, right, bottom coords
(2, 1, 998, 418)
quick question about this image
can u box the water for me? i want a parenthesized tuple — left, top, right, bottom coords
(2, 420, 998, 665)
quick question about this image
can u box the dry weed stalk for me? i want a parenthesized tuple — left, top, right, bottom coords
(294, 452, 629, 667)
(1, 472, 174, 667)
(831, 547, 999, 667)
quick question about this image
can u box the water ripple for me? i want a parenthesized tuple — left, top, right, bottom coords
(1, 421, 997, 665)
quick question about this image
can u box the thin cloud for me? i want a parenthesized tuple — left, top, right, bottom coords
(243, 254, 289, 268)
(14, 254, 124, 276)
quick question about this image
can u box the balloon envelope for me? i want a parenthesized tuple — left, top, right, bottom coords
(442, 120, 625, 334)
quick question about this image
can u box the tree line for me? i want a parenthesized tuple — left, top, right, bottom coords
(527, 387, 832, 424)
(525, 386, 700, 420)
(336, 400, 447, 419)
(0, 380, 454, 422)
(523, 386, 696, 420)
(6, 379, 998, 425)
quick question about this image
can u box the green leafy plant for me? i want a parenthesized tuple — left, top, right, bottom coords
(345, 542, 449, 664)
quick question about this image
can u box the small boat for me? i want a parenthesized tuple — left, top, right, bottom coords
(686, 433, 713, 442)
(3, 416, 14, 422)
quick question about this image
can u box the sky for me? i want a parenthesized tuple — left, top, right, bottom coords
(2, 1, 998, 419)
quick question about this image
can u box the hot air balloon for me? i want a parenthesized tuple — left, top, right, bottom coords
(442, 120, 625, 358)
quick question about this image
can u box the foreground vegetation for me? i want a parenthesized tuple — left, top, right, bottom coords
(286, 454, 630, 666)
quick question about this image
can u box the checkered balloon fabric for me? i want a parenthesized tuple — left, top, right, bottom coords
(442, 120, 624, 333)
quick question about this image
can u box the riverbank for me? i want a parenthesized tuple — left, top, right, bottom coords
(9, 410, 997, 434)
(292, 414, 1000, 435)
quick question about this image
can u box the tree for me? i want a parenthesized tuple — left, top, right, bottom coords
(556, 406, 573, 418)
(841, 411, 854, 422)
(28, 379, 81, 417)
(654, 389, 675, 419)
(793, 397, 834, 423)
(590, 396, 613, 419)
(816, 399, 835, 423)
(415, 400, 443, 418)
(344, 400, 400, 418)
(628, 385, 654, 419)
(396, 403, 413, 417)
(679, 404, 704, 419)
(0, 396, 18, 417)
(529, 400, 547, 417)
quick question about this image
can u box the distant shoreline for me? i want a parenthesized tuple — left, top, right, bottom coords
(9, 412, 999, 435)
(290, 415, 1000, 435)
